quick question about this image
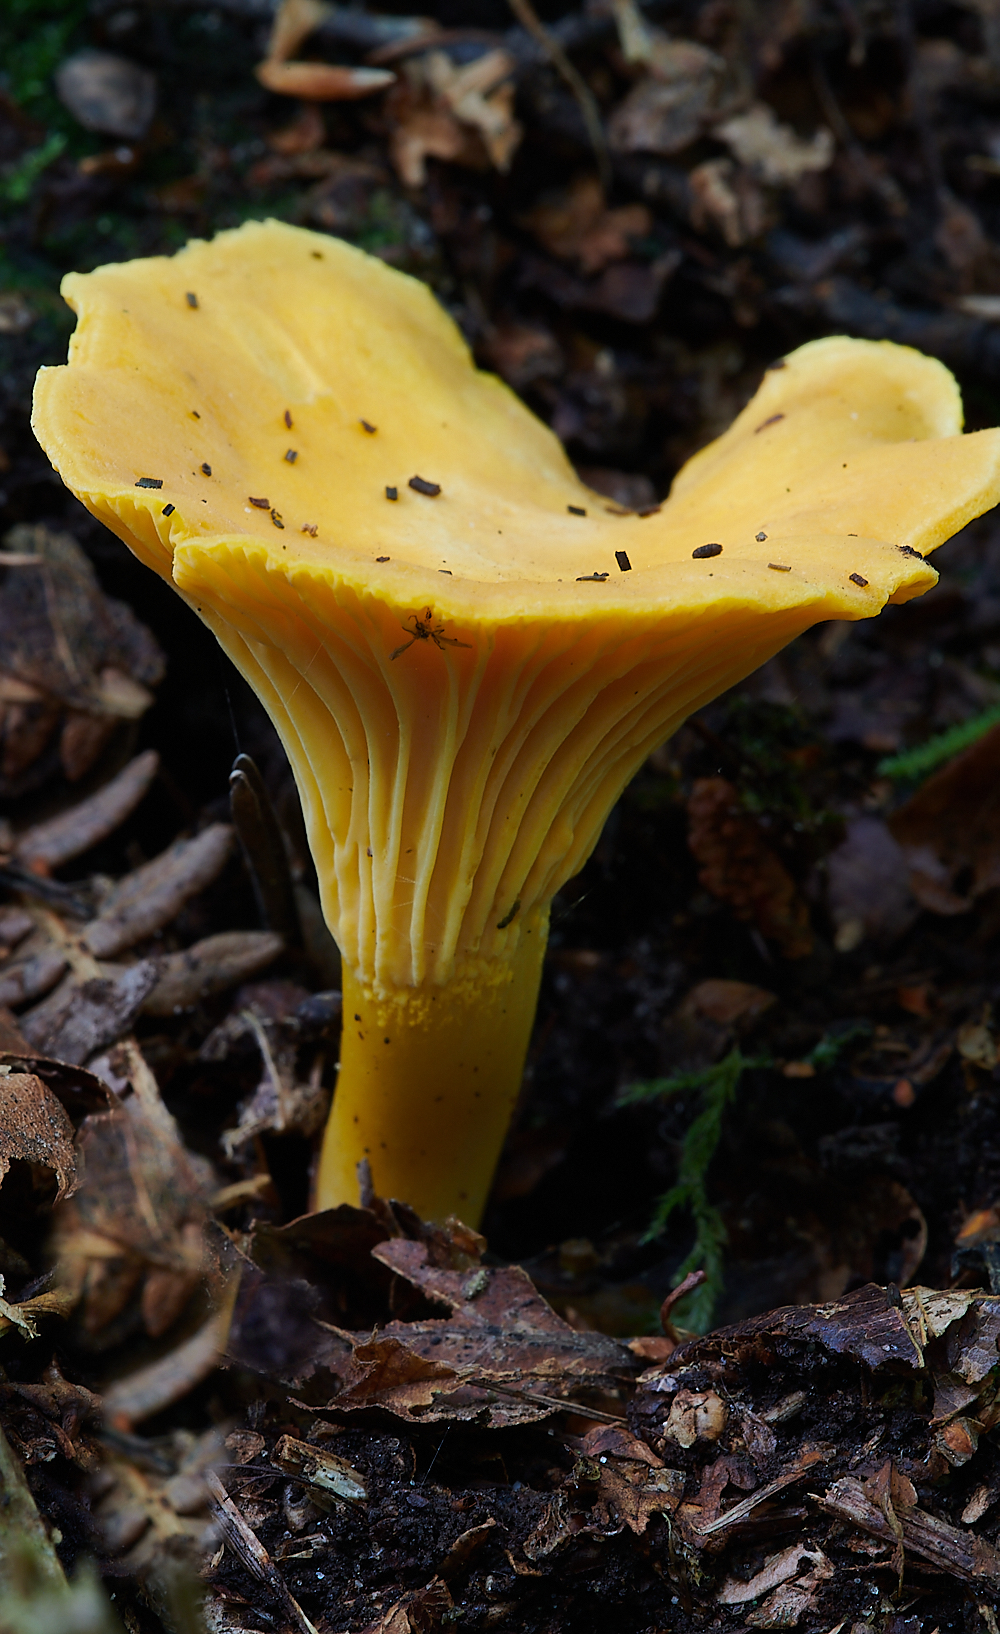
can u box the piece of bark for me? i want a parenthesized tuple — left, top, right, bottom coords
(19, 961, 159, 1064)
(657, 1282, 924, 1376)
(14, 750, 159, 871)
(270, 1435, 367, 1502)
(142, 929, 284, 1015)
(819, 1474, 1000, 1586)
(0, 946, 67, 1007)
(84, 823, 234, 958)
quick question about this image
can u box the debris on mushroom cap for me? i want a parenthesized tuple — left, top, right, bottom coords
(31, 219, 1000, 993)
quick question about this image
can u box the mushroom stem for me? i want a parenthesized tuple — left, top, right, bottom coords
(318, 917, 547, 1221)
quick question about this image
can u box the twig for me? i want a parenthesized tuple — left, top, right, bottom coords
(809, 45, 906, 216)
(205, 1470, 320, 1634)
(483, 1381, 626, 1423)
(505, 0, 610, 186)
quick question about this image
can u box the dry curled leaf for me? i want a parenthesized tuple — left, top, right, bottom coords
(686, 777, 813, 957)
(608, 40, 723, 156)
(53, 1042, 212, 1338)
(0, 525, 163, 793)
(523, 175, 652, 274)
(386, 49, 520, 186)
(0, 1069, 77, 1201)
(716, 103, 834, 185)
(888, 723, 1000, 914)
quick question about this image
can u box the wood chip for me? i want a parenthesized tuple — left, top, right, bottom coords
(84, 823, 234, 958)
(14, 750, 159, 871)
(819, 1473, 1000, 1585)
(142, 930, 284, 1015)
(270, 1434, 368, 1502)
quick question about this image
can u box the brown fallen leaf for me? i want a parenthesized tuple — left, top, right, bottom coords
(53, 1039, 212, 1337)
(888, 723, 1000, 913)
(290, 1229, 637, 1427)
(0, 1071, 77, 1202)
(356, 1578, 453, 1634)
(825, 813, 916, 951)
(608, 40, 723, 157)
(0, 525, 163, 793)
(386, 49, 520, 186)
(523, 175, 652, 274)
(686, 777, 813, 957)
(677, 977, 776, 1028)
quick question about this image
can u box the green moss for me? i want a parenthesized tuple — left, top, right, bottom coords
(0, 1, 91, 146)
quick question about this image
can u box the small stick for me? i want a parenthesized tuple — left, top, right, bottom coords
(505, 0, 610, 186)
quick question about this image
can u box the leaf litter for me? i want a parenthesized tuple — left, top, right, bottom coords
(9, 0, 1000, 1626)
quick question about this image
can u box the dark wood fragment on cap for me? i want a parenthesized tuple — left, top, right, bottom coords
(385, 486, 398, 501)
(249, 496, 270, 508)
(185, 291, 198, 308)
(162, 503, 175, 516)
(576, 572, 609, 581)
(135, 476, 162, 488)
(360, 420, 377, 434)
(898, 545, 924, 559)
(849, 572, 868, 587)
(409, 476, 441, 497)
(692, 542, 723, 559)
(615, 550, 631, 571)
(567, 505, 586, 516)
(201, 462, 212, 476)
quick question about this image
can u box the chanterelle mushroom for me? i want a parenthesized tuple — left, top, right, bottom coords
(31, 219, 1000, 1224)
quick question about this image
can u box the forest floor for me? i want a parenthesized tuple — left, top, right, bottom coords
(5, 0, 1000, 1629)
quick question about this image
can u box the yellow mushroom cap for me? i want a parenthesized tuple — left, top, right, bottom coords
(31, 219, 1000, 995)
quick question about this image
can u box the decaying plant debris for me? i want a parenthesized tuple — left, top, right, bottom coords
(9, 0, 1000, 1626)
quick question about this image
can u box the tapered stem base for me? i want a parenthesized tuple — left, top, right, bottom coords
(316, 916, 549, 1225)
